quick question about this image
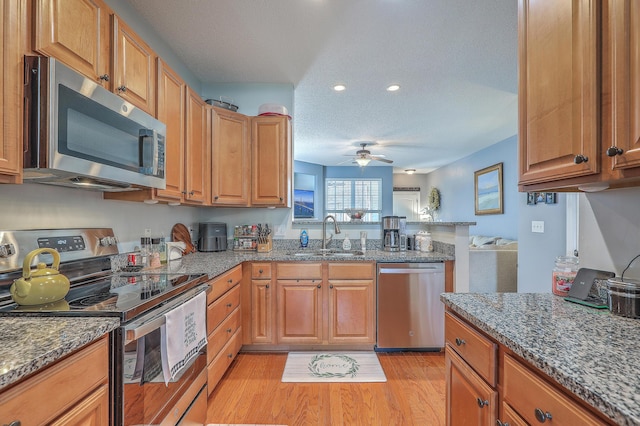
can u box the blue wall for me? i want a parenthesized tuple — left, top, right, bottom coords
(424, 135, 519, 239)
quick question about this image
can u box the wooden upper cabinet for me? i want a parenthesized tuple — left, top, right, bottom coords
(211, 107, 250, 206)
(34, 0, 111, 86)
(251, 116, 292, 207)
(184, 88, 207, 204)
(112, 15, 156, 115)
(156, 59, 186, 201)
(0, 0, 24, 183)
(518, 0, 600, 186)
(608, 0, 640, 171)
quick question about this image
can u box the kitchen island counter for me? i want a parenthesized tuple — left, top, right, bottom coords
(0, 316, 119, 390)
(441, 292, 640, 425)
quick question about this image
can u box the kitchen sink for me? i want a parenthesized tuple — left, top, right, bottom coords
(291, 250, 365, 257)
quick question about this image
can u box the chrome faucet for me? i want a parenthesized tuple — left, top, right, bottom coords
(321, 215, 341, 250)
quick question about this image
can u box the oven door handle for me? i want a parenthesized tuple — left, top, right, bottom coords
(124, 283, 209, 344)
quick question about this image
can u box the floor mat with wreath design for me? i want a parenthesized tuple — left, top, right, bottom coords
(281, 352, 387, 383)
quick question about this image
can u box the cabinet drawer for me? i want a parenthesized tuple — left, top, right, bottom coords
(207, 327, 242, 394)
(277, 262, 322, 279)
(207, 306, 241, 364)
(503, 354, 605, 425)
(251, 262, 272, 279)
(207, 284, 240, 334)
(327, 262, 374, 279)
(0, 337, 109, 425)
(445, 312, 497, 386)
(207, 265, 242, 304)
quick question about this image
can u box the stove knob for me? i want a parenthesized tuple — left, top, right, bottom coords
(0, 243, 16, 258)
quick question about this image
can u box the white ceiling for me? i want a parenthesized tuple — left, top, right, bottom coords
(126, 0, 518, 173)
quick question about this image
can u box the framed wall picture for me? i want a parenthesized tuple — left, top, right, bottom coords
(527, 192, 536, 205)
(474, 163, 503, 215)
(545, 192, 557, 204)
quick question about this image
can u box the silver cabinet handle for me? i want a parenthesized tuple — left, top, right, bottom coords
(573, 154, 588, 164)
(455, 337, 465, 346)
(476, 398, 489, 408)
(496, 421, 510, 426)
(99, 74, 110, 82)
(4, 421, 21, 426)
(117, 85, 127, 92)
(534, 408, 552, 423)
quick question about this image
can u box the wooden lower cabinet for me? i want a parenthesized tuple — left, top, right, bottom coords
(205, 266, 242, 395)
(243, 261, 375, 349)
(0, 336, 110, 425)
(445, 310, 612, 426)
(445, 346, 497, 426)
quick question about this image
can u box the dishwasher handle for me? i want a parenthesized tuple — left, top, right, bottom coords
(379, 266, 444, 274)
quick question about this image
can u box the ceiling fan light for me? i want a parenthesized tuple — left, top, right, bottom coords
(355, 157, 371, 167)
(405, 169, 416, 174)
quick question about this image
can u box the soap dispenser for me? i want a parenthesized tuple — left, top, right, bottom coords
(342, 234, 352, 250)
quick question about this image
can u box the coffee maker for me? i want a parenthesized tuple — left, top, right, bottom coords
(382, 216, 400, 252)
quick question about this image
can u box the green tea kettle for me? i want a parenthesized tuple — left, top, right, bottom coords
(10, 248, 70, 306)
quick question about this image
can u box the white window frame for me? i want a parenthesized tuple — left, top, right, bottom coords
(325, 178, 382, 222)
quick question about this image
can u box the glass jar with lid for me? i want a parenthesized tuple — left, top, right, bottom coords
(552, 256, 579, 296)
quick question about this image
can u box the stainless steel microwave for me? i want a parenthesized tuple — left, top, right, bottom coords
(23, 56, 166, 192)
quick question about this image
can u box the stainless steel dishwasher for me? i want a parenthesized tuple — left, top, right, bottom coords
(376, 262, 445, 351)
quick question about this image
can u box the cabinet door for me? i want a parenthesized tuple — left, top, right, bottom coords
(609, 0, 640, 170)
(0, 0, 23, 182)
(184, 88, 207, 204)
(251, 279, 275, 344)
(251, 116, 292, 207)
(211, 107, 250, 206)
(34, 0, 111, 85)
(277, 279, 323, 344)
(112, 16, 156, 115)
(327, 279, 375, 344)
(518, 0, 600, 185)
(49, 384, 109, 426)
(156, 59, 185, 201)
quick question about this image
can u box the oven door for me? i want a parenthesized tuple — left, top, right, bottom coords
(115, 284, 209, 426)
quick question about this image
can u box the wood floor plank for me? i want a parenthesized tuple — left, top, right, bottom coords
(206, 351, 445, 426)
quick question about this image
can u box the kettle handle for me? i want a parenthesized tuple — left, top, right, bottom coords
(22, 248, 61, 279)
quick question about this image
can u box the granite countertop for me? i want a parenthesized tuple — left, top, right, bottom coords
(441, 293, 640, 426)
(144, 248, 453, 277)
(0, 316, 120, 390)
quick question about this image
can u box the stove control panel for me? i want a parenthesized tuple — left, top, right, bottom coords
(38, 235, 86, 252)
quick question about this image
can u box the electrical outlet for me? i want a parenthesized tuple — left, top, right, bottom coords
(531, 221, 545, 233)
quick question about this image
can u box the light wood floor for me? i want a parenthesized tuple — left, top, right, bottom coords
(206, 351, 446, 426)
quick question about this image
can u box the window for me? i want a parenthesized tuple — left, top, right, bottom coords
(325, 178, 381, 222)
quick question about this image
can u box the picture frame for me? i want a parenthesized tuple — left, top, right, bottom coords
(474, 163, 503, 215)
(545, 192, 557, 204)
(293, 189, 315, 218)
(527, 192, 537, 205)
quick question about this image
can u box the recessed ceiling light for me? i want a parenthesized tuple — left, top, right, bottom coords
(333, 84, 346, 92)
(387, 84, 400, 92)
(405, 169, 416, 174)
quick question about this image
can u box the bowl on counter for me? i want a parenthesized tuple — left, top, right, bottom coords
(344, 208, 367, 222)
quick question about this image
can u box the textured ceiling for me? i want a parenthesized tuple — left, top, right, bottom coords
(127, 0, 518, 173)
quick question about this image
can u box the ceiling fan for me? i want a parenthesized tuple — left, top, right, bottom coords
(348, 143, 394, 167)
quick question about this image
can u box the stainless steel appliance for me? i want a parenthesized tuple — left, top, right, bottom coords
(0, 228, 208, 425)
(23, 56, 166, 192)
(376, 262, 445, 350)
(382, 216, 400, 252)
(198, 222, 228, 252)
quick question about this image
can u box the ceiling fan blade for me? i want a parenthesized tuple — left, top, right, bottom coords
(372, 157, 393, 164)
(370, 155, 393, 164)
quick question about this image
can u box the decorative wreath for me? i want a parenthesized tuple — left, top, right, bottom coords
(307, 353, 360, 378)
(429, 187, 441, 211)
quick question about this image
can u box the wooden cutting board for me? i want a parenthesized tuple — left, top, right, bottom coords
(171, 223, 197, 254)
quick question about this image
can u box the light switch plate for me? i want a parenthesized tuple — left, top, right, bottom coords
(531, 221, 545, 233)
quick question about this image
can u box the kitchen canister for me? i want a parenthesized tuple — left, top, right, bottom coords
(416, 231, 433, 253)
(552, 256, 579, 296)
(605, 277, 640, 318)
